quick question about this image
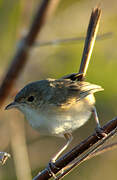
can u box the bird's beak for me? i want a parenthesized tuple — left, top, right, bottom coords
(5, 102, 19, 110)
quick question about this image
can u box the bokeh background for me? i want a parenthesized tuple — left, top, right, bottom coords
(0, 0, 117, 179)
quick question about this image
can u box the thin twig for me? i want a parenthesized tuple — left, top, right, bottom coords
(0, 0, 59, 107)
(87, 142, 117, 160)
(34, 32, 112, 47)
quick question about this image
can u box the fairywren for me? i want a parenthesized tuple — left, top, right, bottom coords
(5, 74, 103, 174)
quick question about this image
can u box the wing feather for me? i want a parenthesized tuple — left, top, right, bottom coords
(47, 79, 103, 105)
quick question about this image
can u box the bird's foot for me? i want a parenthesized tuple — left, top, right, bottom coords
(95, 126, 107, 139)
(47, 160, 60, 179)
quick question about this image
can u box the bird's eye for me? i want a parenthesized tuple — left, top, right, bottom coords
(27, 96, 34, 102)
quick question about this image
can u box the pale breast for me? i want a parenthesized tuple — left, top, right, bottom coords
(33, 94, 95, 136)
(17, 94, 95, 137)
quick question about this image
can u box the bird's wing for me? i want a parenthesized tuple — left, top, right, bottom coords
(47, 79, 103, 106)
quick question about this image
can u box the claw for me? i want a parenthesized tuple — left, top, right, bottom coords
(95, 126, 107, 138)
(92, 107, 108, 138)
(47, 161, 59, 178)
(46, 133, 73, 178)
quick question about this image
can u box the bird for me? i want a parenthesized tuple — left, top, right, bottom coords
(5, 73, 104, 175)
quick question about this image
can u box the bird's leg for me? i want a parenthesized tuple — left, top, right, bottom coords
(58, 108, 108, 176)
(47, 132, 73, 178)
(92, 106, 107, 138)
(52, 133, 73, 163)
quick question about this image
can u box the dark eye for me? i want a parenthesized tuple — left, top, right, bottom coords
(27, 96, 34, 102)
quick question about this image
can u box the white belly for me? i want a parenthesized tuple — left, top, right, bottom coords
(19, 94, 95, 137)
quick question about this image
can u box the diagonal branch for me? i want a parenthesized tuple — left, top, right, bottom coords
(87, 142, 117, 159)
(33, 117, 117, 180)
(0, 0, 58, 107)
(55, 124, 117, 180)
(55, 142, 117, 180)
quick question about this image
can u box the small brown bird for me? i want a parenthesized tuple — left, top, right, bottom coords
(5, 73, 104, 174)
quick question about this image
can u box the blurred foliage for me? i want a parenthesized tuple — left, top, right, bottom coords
(0, 0, 117, 180)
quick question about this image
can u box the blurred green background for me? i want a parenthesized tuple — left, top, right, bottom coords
(0, 0, 117, 179)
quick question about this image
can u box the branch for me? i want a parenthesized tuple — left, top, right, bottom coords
(32, 117, 117, 179)
(54, 142, 117, 179)
(55, 123, 117, 180)
(0, 0, 58, 107)
(88, 142, 117, 159)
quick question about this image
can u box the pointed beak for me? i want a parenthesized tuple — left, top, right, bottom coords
(5, 102, 19, 110)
